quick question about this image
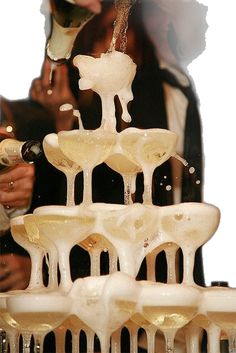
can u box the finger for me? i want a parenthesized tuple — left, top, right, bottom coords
(41, 59, 52, 88)
(0, 176, 34, 195)
(0, 187, 33, 204)
(0, 164, 35, 184)
(54, 64, 69, 91)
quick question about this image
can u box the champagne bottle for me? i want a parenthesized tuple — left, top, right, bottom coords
(0, 136, 42, 171)
(46, 0, 95, 63)
(211, 281, 229, 353)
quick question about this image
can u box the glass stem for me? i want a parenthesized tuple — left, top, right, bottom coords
(66, 172, 76, 206)
(85, 328, 95, 353)
(8, 331, 20, 353)
(27, 249, 44, 289)
(228, 331, 236, 353)
(34, 334, 45, 353)
(57, 244, 72, 291)
(142, 167, 154, 205)
(165, 244, 178, 284)
(164, 330, 176, 353)
(182, 248, 195, 285)
(72, 332, 79, 353)
(83, 168, 93, 205)
(22, 332, 32, 353)
(99, 334, 110, 353)
(111, 328, 121, 353)
(146, 328, 156, 353)
(122, 174, 133, 205)
(0, 329, 7, 353)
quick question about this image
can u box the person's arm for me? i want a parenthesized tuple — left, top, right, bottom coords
(30, 59, 78, 132)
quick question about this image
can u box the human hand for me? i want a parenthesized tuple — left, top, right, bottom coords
(74, 0, 102, 14)
(0, 163, 35, 209)
(0, 254, 31, 292)
(30, 59, 77, 131)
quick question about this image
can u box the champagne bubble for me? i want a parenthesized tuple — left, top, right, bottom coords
(189, 167, 195, 174)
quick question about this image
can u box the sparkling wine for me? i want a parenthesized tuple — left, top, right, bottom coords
(8, 312, 67, 333)
(143, 305, 198, 330)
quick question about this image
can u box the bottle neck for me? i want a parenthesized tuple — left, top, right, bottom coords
(21, 140, 42, 162)
(0, 138, 42, 168)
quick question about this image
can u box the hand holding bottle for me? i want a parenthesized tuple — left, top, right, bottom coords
(0, 163, 35, 209)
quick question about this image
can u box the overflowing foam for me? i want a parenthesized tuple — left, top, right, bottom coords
(73, 51, 136, 130)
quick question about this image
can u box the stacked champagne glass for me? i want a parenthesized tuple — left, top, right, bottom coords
(2, 41, 235, 353)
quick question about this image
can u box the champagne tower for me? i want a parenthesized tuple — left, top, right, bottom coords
(1, 2, 234, 353)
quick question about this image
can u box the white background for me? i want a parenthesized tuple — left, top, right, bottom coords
(0, 1, 236, 286)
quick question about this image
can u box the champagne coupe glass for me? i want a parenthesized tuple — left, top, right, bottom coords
(6, 291, 71, 353)
(120, 127, 178, 204)
(89, 202, 158, 277)
(203, 286, 236, 353)
(10, 215, 45, 290)
(24, 214, 59, 291)
(157, 202, 220, 285)
(32, 205, 95, 291)
(43, 133, 82, 206)
(105, 132, 142, 204)
(0, 293, 19, 353)
(69, 272, 139, 353)
(58, 129, 117, 205)
(73, 51, 136, 132)
(139, 281, 201, 353)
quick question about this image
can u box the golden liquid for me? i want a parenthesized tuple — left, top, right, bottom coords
(121, 130, 176, 167)
(58, 130, 116, 168)
(115, 300, 136, 314)
(207, 311, 236, 331)
(1, 309, 19, 330)
(9, 312, 68, 333)
(105, 153, 141, 175)
(44, 142, 80, 174)
(193, 313, 211, 329)
(131, 313, 151, 327)
(143, 305, 198, 330)
(35, 214, 94, 241)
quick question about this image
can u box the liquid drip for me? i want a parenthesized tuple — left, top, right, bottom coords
(109, 0, 136, 52)
(173, 153, 188, 167)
